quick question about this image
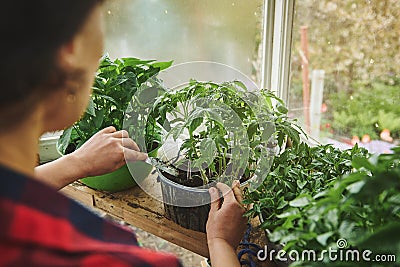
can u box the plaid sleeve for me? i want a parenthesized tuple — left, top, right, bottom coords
(0, 166, 183, 267)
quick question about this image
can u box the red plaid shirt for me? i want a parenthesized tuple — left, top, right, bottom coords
(0, 165, 182, 267)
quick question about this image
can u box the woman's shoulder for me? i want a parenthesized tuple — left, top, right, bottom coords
(0, 164, 133, 245)
(0, 165, 182, 267)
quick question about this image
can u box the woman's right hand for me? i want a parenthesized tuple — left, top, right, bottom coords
(70, 126, 148, 177)
(206, 181, 247, 266)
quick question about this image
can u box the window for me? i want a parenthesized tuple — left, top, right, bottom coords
(287, 0, 399, 151)
(102, 0, 399, 151)
(103, 0, 264, 83)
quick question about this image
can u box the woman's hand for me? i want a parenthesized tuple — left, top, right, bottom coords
(72, 126, 147, 177)
(206, 181, 247, 267)
(35, 126, 147, 189)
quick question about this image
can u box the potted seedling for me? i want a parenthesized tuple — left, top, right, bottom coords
(138, 79, 301, 232)
(58, 55, 172, 192)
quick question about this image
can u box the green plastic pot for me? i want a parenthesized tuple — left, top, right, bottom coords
(80, 161, 152, 192)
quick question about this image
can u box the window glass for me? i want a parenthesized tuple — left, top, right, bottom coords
(288, 0, 400, 152)
(103, 0, 264, 83)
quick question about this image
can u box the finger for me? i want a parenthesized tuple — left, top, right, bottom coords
(114, 159, 126, 170)
(232, 185, 243, 204)
(100, 126, 117, 133)
(123, 148, 148, 161)
(215, 182, 236, 204)
(122, 138, 141, 151)
(112, 130, 129, 138)
(209, 187, 221, 212)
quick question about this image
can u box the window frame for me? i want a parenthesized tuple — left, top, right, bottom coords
(261, 0, 295, 104)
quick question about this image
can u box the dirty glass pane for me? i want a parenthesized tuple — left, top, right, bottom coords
(103, 0, 264, 83)
(288, 0, 400, 153)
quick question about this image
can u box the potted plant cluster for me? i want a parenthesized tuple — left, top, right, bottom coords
(134, 79, 302, 232)
(245, 137, 400, 265)
(244, 143, 368, 230)
(58, 55, 172, 192)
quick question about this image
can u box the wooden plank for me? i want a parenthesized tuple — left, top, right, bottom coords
(60, 182, 94, 207)
(62, 183, 209, 257)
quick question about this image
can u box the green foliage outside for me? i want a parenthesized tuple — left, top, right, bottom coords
(289, 0, 400, 141)
(329, 77, 400, 140)
(292, 0, 400, 90)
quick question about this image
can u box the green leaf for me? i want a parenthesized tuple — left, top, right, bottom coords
(137, 86, 160, 104)
(247, 122, 258, 139)
(338, 221, 355, 239)
(277, 104, 288, 114)
(388, 194, 400, 204)
(97, 94, 118, 106)
(108, 76, 128, 88)
(57, 127, 73, 155)
(93, 109, 105, 128)
(122, 57, 155, 66)
(297, 180, 307, 189)
(151, 60, 173, 70)
(261, 122, 275, 141)
(352, 156, 375, 171)
(85, 98, 96, 116)
(316, 232, 333, 246)
(289, 195, 312, 207)
(188, 117, 203, 135)
(346, 180, 365, 194)
(357, 223, 400, 256)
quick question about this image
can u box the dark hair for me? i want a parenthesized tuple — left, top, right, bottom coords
(0, 0, 103, 128)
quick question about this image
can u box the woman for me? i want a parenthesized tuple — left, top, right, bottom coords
(0, 1, 246, 266)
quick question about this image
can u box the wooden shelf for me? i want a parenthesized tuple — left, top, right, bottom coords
(60, 181, 209, 258)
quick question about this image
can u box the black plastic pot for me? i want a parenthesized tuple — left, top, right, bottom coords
(158, 171, 212, 232)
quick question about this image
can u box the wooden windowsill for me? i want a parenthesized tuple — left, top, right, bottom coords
(60, 181, 209, 258)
